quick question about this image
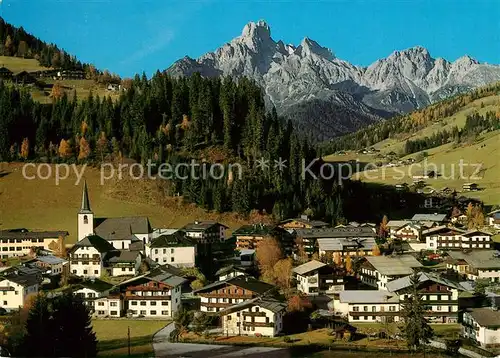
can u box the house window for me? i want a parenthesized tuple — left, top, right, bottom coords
(94, 270, 98, 275)
(171, 257, 174, 262)
(155, 249, 158, 254)
(131, 301, 137, 306)
(363, 306, 368, 312)
(83, 270, 88, 274)
(72, 270, 77, 274)
(98, 311, 105, 315)
(151, 311, 157, 315)
(353, 307, 359, 312)
(265, 317, 269, 323)
(110, 302, 117, 307)
(3, 301, 6, 305)
(162, 301, 168, 306)
(150, 301, 156, 306)
(14, 291, 18, 295)
(227, 316, 231, 321)
(255, 307, 259, 312)
(372, 306, 376, 312)
(98, 302, 104, 306)
(364, 316, 368, 320)
(163, 249, 166, 254)
(122, 268, 126, 271)
(129, 268, 133, 271)
(110, 311, 117, 316)
(162, 311, 168, 315)
(437, 306, 441, 311)
(140, 301, 146, 306)
(140, 310, 146, 315)
(171, 249, 174, 254)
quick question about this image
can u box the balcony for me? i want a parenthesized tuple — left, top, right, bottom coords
(242, 311, 266, 317)
(203, 302, 232, 308)
(242, 321, 274, 328)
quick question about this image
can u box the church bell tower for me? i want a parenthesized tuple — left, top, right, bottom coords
(77, 180, 94, 241)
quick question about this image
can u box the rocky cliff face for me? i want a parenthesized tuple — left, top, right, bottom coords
(167, 21, 500, 140)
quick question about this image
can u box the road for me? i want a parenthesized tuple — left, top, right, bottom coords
(152, 322, 291, 358)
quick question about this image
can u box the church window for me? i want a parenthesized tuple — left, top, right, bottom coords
(83, 215, 88, 224)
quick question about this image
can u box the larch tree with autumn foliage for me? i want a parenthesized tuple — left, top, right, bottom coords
(58, 139, 72, 159)
(256, 238, 283, 283)
(78, 137, 91, 160)
(20, 137, 29, 160)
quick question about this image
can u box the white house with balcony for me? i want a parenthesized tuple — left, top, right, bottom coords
(219, 297, 286, 337)
(147, 231, 196, 267)
(293, 260, 344, 295)
(359, 255, 422, 290)
(333, 290, 400, 323)
(69, 235, 115, 278)
(462, 308, 500, 348)
(446, 250, 500, 283)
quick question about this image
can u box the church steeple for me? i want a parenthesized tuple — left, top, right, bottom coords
(80, 180, 91, 213)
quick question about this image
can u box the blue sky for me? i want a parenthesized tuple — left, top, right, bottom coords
(1, 0, 499, 78)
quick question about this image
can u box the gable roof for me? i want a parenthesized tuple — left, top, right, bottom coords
(33, 255, 67, 265)
(1, 273, 42, 287)
(73, 235, 115, 253)
(119, 264, 187, 288)
(339, 290, 399, 304)
(215, 265, 249, 277)
(293, 260, 327, 275)
(106, 250, 141, 264)
(467, 308, 500, 328)
(422, 225, 465, 236)
(218, 297, 286, 316)
(411, 214, 447, 222)
(386, 272, 464, 293)
(0, 229, 69, 240)
(462, 229, 493, 237)
(447, 250, 500, 269)
(193, 276, 275, 295)
(317, 237, 377, 252)
(364, 255, 422, 276)
(95, 217, 151, 240)
(149, 231, 195, 248)
(386, 220, 411, 229)
(182, 221, 228, 232)
(279, 218, 329, 228)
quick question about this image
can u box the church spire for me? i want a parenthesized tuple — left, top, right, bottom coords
(80, 180, 91, 213)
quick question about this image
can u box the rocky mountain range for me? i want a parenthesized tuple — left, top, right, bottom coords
(167, 20, 500, 141)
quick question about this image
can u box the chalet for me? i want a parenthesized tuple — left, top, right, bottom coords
(25, 254, 68, 276)
(359, 255, 422, 290)
(215, 265, 250, 281)
(232, 224, 293, 254)
(0, 229, 69, 258)
(106, 250, 142, 276)
(386, 272, 464, 323)
(446, 250, 500, 282)
(107, 83, 121, 91)
(462, 308, 500, 348)
(193, 276, 276, 313)
(219, 297, 286, 337)
(487, 209, 500, 229)
(386, 220, 410, 238)
(393, 223, 422, 242)
(462, 183, 479, 192)
(0, 272, 41, 311)
(182, 221, 227, 243)
(118, 265, 186, 318)
(298, 227, 376, 258)
(293, 260, 344, 295)
(0, 67, 13, 80)
(237, 249, 256, 267)
(58, 69, 85, 80)
(73, 278, 114, 314)
(333, 290, 400, 323)
(12, 71, 36, 84)
(69, 235, 114, 278)
(278, 216, 329, 230)
(424, 226, 492, 251)
(147, 231, 196, 268)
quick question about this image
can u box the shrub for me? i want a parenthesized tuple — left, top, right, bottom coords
(283, 336, 291, 343)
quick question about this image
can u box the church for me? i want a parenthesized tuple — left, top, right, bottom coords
(70, 181, 149, 278)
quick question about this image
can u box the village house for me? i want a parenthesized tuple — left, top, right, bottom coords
(386, 220, 411, 239)
(293, 260, 344, 295)
(73, 278, 114, 314)
(462, 307, 500, 348)
(69, 235, 115, 278)
(147, 231, 196, 268)
(462, 183, 479, 192)
(0, 228, 69, 258)
(487, 209, 500, 229)
(106, 250, 142, 276)
(232, 224, 293, 254)
(0, 271, 41, 311)
(386, 272, 464, 323)
(333, 290, 400, 323)
(183, 221, 228, 243)
(446, 250, 500, 282)
(194, 276, 276, 313)
(393, 223, 422, 242)
(424, 226, 492, 251)
(215, 265, 251, 281)
(359, 255, 423, 290)
(12, 71, 36, 84)
(219, 297, 287, 337)
(411, 213, 447, 224)
(116, 265, 186, 318)
(25, 254, 68, 276)
(298, 227, 377, 258)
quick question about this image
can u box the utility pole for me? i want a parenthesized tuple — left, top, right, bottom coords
(128, 326, 131, 357)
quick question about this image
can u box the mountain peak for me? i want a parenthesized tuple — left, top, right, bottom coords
(390, 46, 431, 60)
(241, 20, 271, 40)
(298, 37, 335, 60)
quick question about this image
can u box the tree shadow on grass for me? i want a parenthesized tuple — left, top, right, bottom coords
(98, 335, 153, 357)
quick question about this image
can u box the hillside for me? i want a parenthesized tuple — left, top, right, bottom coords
(0, 162, 263, 243)
(323, 84, 500, 206)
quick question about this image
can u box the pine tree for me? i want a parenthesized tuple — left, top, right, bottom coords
(400, 271, 434, 351)
(22, 294, 53, 357)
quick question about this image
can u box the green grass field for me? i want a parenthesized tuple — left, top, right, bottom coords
(0, 55, 49, 72)
(0, 162, 254, 243)
(93, 319, 168, 357)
